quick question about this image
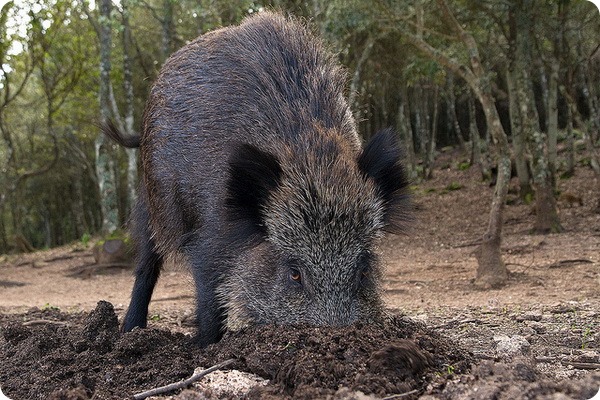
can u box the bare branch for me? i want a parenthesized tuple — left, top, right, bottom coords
(133, 359, 236, 400)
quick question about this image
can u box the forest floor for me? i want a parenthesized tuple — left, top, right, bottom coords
(0, 148, 599, 399)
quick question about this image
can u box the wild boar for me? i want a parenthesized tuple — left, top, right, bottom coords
(104, 11, 410, 347)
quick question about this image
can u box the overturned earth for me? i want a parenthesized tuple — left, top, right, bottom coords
(0, 301, 598, 400)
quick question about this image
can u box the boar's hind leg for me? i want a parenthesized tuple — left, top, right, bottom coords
(122, 198, 163, 332)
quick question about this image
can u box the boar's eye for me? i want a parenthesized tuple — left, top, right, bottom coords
(289, 268, 302, 285)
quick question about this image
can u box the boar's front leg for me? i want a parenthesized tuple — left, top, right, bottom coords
(122, 195, 163, 332)
(189, 250, 226, 347)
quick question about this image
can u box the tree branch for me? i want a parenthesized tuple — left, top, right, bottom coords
(133, 359, 235, 400)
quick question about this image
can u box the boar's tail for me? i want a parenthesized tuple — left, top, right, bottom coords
(101, 120, 140, 148)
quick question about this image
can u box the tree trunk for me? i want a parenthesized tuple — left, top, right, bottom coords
(507, 68, 533, 200)
(348, 36, 375, 119)
(396, 88, 417, 180)
(507, 6, 534, 201)
(547, 61, 559, 188)
(96, 0, 118, 234)
(576, 34, 600, 136)
(122, 0, 138, 214)
(161, 0, 175, 62)
(446, 74, 466, 151)
(401, 0, 511, 287)
(412, 86, 424, 156)
(473, 90, 511, 288)
(424, 86, 439, 179)
(563, 87, 576, 177)
(513, 0, 561, 233)
(0, 204, 7, 253)
(468, 96, 482, 171)
(73, 175, 88, 236)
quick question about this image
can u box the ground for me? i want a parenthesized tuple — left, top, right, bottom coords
(0, 149, 599, 399)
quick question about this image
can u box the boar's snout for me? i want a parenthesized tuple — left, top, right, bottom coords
(309, 297, 359, 326)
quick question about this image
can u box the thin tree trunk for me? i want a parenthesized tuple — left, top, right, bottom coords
(507, 7, 533, 201)
(161, 0, 174, 62)
(122, 0, 138, 214)
(446, 74, 466, 151)
(412, 86, 424, 156)
(0, 204, 7, 253)
(537, 61, 549, 132)
(576, 33, 600, 136)
(431, 85, 439, 143)
(514, 0, 561, 233)
(474, 91, 510, 288)
(425, 85, 439, 179)
(397, 88, 417, 180)
(507, 68, 533, 200)
(468, 96, 482, 170)
(73, 175, 88, 236)
(96, 0, 118, 234)
(547, 61, 559, 188)
(348, 36, 375, 119)
(563, 86, 576, 177)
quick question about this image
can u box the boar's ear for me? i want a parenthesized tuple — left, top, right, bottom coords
(226, 143, 282, 238)
(357, 128, 411, 233)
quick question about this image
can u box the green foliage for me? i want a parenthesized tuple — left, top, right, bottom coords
(458, 162, 471, 171)
(80, 232, 92, 246)
(149, 314, 161, 322)
(96, 229, 132, 247)
(445, 182, 463, 191)
(523, 192, 534, 205)
(41, 303, 60, 311)
(581, 325, 593, 349)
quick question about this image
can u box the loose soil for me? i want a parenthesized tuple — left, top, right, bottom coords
(1, 149, 599, 399)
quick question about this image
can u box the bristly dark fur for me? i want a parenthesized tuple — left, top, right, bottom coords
(225, 143, 282, 237)
(109, 11, 412, 347)
(101, 120, 140, 148)
(358, 128, 412, 234)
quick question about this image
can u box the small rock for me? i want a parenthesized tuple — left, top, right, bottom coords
(528, 321, 547, 334)
(493, 335, 530, 360)
(573, 351, 600, 364)
(190, 369, 268, 398)
(523, 311, 543, 321)
(515, 311, 542, 322)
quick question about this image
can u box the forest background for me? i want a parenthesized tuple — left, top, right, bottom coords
(0, 0, 599, 286)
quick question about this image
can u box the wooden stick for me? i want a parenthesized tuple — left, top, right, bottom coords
(560, 360, 600, 370)
(382, 389, 419, 399)
(132, 358, 235, 400)
(22, 320, 69, 327)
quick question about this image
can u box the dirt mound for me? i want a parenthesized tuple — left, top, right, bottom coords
(1, 301, 598, 400)
(1, 302, 203, 400)
(202, 316, 471, 398)
(0, 301, 469, 399)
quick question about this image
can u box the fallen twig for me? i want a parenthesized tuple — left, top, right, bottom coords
(44, 253, 91, 263)
(547, 259, 593, 269)
(382, 389, 419, 399)
(560, 360, 600, 370)
(536, 357, 600, 370)
(132, 358, 236, 400)
(22, 319, 69, 327)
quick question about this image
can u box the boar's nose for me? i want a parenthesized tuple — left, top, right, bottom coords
(314, 298, 358, 326)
